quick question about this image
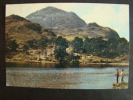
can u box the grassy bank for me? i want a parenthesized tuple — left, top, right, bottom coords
(79, 63, 129, 67)
(112, 82, 128, 89)
(6, 53, 129, 67)
(6, 60, 129, 68)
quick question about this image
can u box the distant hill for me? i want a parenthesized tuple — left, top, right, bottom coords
(83, 23, 119, 39)
(6, 14, 56, 48)
(26, 6, 87, 29)
(52, 23, 120, 41)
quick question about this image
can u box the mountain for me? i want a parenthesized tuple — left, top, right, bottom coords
(26, 6, 87, 29)
(26, 6, 119, 40)
(6, 14, 56, 48)
(52, 23, 120, 40)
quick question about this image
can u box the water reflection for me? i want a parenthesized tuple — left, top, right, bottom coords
(6, 62, 56, 68)
(6, 62, 124, 68)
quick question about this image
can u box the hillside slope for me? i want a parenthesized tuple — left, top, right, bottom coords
(52, 23, 120, 40)
(6, 14, 56, 48)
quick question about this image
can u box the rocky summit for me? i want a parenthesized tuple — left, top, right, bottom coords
(26, 6, 87, 29)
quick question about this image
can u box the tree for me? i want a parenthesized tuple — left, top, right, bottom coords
(83, 37, 107, 55)
(54, 46, 68, 64)
(117, 38, 129, 55)
(27, 39, 38, 49)
(55, 36, 68, 48)
(6, 40, 19, 53)
(54, 36, 68, 65)
(67, 53, 80, 64)
(83, 37, 91, 54)
(37, 36, 49, 59)
(104, 37, 120, 58)
(22, 44, 31, 56)
(38, 36, 49, 49)
(93, 37, 108, 56)
(22, 36, 49, 60)
(100, 37, 129, 58)
(71, 37, 83, 53)
(108, 37, 119, 50)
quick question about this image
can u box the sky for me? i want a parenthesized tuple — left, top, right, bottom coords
(6, 3, 129, 41)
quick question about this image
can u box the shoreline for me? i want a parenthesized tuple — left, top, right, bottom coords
(6, 60, 129, 67)
(79, 62, 129, 67)
(112, 82, 128, 89)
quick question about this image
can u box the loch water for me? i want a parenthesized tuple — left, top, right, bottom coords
(6, 62, 129, 89)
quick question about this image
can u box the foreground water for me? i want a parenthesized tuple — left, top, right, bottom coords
(6, 63, 129, 89)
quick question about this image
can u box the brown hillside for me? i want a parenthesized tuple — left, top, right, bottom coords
(6, 14, 56, 48)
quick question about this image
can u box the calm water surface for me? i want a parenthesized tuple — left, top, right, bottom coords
(6, 62, 129, 89)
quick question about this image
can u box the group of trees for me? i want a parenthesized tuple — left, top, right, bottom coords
(71, 37, 129, 58)
(53, 36, 129, 65)
(6, 35, 52, 59)
(6, 35, 129, 64)
(22, 36, 54, 60)
(54, 36, 68, 64)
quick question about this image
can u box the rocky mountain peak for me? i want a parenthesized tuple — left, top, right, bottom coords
(41, 6, 65, 12)
(26, 6, 87, 29)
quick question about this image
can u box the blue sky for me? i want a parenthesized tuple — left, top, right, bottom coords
(6, 3, 129, 41)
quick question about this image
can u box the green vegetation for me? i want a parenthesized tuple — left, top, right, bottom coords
(6, 35, 129, 66)
(6, 39, 19, 53)
(54, 36, 68, 65)
(71, 37, 83, 53)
